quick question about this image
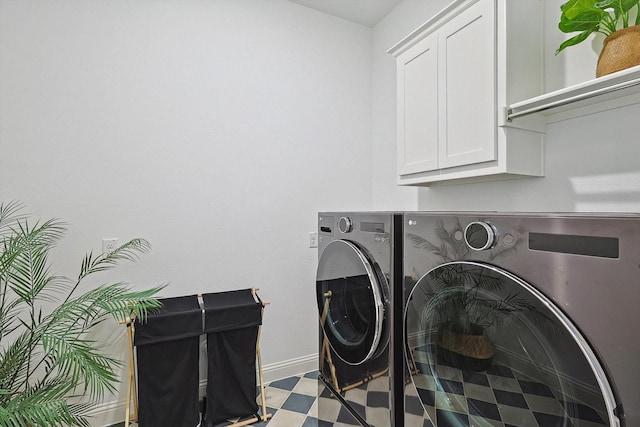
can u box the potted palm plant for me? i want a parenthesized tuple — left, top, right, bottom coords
(0, 201, 163, 426)
(408, 219, 555, 371)
(556, 0, 640, 76)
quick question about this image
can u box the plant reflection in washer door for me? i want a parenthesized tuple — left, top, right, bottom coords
(406, 219, 558, 371)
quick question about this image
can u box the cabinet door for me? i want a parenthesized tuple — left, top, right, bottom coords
(397, 33, 439, 175)
(438, 0, 496, 169)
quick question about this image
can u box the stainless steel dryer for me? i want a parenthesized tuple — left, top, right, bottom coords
(402, 212, 638, 427)
(316, 212, 403, 427)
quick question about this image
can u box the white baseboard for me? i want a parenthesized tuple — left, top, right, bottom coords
(91, 353, 319, 427)
(261, 353, 318, 383)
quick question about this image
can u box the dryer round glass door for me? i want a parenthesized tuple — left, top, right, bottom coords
(405, 261, 620, 426)
(316, 239, 388, 365)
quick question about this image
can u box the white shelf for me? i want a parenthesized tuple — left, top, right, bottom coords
(507, 65, 640, 123)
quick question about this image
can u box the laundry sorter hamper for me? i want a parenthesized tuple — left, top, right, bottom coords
(133, 295, 203, 427)
(127, 289, 270, 427)
(202, 288, 271, 427)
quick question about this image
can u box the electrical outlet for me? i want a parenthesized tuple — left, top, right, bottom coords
(309, 232, 318, 248)
(102, 238, 118, 253)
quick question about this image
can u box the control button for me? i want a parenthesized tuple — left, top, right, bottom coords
(503, 233, 515, 245)
(464, 221, 498, 251)
(454, 230, 464, 241)
(338, 217, 354, 233)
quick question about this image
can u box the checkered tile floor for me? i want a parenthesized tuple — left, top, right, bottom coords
(146, 349, 609, 427)
(406, 344, 608, 427)
(317, 372, 391, 426)
(211, 371, 320, 427)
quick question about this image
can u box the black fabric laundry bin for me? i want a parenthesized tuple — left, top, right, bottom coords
(203, 289, 263, 425)
(135, 295, 202, 427)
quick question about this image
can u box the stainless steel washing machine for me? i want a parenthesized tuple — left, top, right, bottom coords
(316, 212, 403, 427)
(402, 212, 639, 427)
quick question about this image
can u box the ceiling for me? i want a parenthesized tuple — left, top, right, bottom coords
(288, 0, 401, 27)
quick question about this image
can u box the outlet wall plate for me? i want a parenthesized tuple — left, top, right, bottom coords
(102, 238, 118, 253)
(309, 232, 318, 248)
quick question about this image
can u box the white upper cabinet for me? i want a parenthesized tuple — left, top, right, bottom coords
(389, 0, 545, 186)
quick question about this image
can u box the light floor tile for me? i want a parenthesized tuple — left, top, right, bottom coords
(488, 375, 522, 393)
(524, 394, 566, 415)
(435, 390, 467, 413)
(365, 375, 390, 392)
(498, 405, 539, 427)
(292, 377, 318, 396)
(308, 398, 318, 418)
(469, 414, 504, 427)
(413, 373, 437, 391)
(464, 382, 496, 403)
(260, 387, 291, 409)
(265, 409, 307, 427)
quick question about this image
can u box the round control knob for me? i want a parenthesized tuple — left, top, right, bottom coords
(464, 221, 498, 251)
(338, 217, 354, 233)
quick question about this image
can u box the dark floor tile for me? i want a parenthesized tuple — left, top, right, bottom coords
(268, 375, 301, 391)
(561, 400, 607, 423)
(437, 378, 464, 395)
(366, 390, 390, 408)
(467, 397, 501, 421)
(493, 389, 529, 409)
(416, 361, 435, 375)
(534, 412, 575, 427)
(281, 392, 316, 414)
(437, 409, 469, 427)
(304, 371, 320, 379)
(518, 379, 554, 397)
(416, 387, 436, 407)
(319, 385, 333, 399)
(463, 371, 490, 387)
(337, 405, 362, 424)
(405, 394, 427, 416)
(301, 416, 319, 427)
(260, 407, 277, 419)
(486, 364, 514, 378)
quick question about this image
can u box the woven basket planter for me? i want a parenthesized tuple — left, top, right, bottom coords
(596, 25, 640, 77)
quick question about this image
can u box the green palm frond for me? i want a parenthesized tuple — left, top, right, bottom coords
(0, 201, 26, 238)
(78, 238, 151, 281)
(0, 376, 93, 427)
(0, 202, 163, 426)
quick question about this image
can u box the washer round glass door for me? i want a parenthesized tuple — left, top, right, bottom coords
(316, 239, 387, 366)
(405, 261, 620, 426)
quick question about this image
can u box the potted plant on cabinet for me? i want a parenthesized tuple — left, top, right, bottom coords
(0, 201, 164, 426)
(556, 0, 640, 77)
(407, 220, 556, 371)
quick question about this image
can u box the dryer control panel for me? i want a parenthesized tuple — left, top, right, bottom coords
(319, 215, 334, 235)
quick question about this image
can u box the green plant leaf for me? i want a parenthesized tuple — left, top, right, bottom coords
(557, 0, 640, 51)
(556, 29, 595, 54)
(559, 9, 606, 32)
(561, 0, 600, 18)
(596, 0, 639, 14)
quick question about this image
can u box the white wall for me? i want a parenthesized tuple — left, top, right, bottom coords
(372, 0, 640, 212)
(0, 0, 373, 424)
